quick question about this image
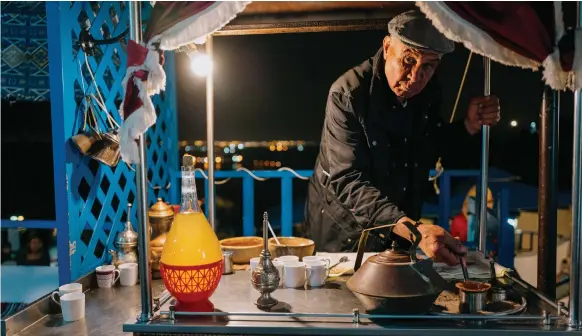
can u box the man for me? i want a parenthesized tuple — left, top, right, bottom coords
(304, 10, 500, 266)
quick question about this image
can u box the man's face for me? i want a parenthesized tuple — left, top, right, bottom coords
(383, 36, 441, 99)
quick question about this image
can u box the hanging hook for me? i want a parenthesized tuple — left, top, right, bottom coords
(78, 28, 129, 56)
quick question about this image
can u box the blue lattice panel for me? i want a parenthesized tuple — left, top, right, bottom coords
(47, 1, 178, 281)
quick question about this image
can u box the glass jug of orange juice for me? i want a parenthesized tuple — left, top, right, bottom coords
(159, 166, 223, 312)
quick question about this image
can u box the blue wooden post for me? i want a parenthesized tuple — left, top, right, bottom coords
(281, 177, 293, 236)
(46, 1, 73, 285)
(438, 172, 451, 231)
(497, 187, 514, 268)
(242, 176, 255, 236)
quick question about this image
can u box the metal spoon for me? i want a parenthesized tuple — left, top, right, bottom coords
(329, 256, 349, 270)
(460, 256, 470, 282)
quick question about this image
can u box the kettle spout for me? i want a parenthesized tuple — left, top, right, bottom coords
(109, 249, 118, 266)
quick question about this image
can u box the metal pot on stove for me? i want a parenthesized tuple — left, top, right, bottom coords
(347, 221, 447, 315)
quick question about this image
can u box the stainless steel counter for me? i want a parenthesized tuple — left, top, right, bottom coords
(123, 270, 581, 336)
(4, 259, 580, 336)
(3, 273, 166, 336)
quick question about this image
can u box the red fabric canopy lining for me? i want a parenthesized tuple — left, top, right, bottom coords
(446, 2, 574, 72)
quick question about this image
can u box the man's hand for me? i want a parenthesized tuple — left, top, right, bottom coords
(393, 218, 467, 266)
(464, 95, 500, 135)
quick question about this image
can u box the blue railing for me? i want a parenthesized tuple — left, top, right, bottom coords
(4, 168, 514, 271)
(172, 168, 514, 268)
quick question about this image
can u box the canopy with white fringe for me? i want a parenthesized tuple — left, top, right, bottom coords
(119, 1, 250, 164)
(416, 1, 578, 91)
(119, 1, 581, 164)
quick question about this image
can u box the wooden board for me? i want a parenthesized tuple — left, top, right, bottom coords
(216, 1, 416, 35)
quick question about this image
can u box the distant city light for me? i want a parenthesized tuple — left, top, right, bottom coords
(510, 120, 518, 127)
(297, 145, 304, 152)
(224, 147, 230, 154)
(237, 144, 244, 150)
(530, 121, 536, 128)
(215, 157, 222, 163)
(10, 216, 17, 221)
(508, 218, 518, 228)
(185, 145, 192, 152)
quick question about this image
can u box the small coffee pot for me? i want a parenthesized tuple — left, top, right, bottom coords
(347, 221, 446, 315)
(109, 203, 138, 267)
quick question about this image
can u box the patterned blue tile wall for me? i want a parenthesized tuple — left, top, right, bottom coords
(1, 2, 50, 101)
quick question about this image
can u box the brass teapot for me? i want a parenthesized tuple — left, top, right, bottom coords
(347, 222, 446, 315)
(148, 198, 174, 279)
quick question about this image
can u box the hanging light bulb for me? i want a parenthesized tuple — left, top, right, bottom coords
(189, 52, 212, 77)
(180, 43, 213, 77)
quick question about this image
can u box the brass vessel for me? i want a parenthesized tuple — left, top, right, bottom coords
(347, 222, 446, 315)
(149, 198, 174, 279)
(251, 212, 280, 310)
(109, 203, 139, 267)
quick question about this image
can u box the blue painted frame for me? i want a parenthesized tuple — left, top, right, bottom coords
(46, 1, 73, 285)
(40, 1, 179, 283)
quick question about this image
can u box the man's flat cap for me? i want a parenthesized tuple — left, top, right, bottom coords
(388, 9, 455, 55)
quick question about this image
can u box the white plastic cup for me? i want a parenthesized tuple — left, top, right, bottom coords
(60, 292, 86, 322)
(283, 261, 307, 288)
(305, 260, 330, 287)
(250, 257, 261, 273)
(51, 283, 83, 305)
(272, 260, 284, 287)
(96, 265, 120, 288)
(119, 263, 138, 286)
(303, 256, 331, 268)
(274, 255, 299, 263)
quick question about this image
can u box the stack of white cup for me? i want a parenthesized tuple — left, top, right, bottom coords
(51, 283, 85, 322)
(250, 255, 331, 289)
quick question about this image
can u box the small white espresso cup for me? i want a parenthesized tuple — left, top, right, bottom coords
(303, 256, 331, 268)
(60, 292, 86, 322)
(96, 265, 120, 288)
(250, 257, 261, 273)
(305, 260, 330, 287)
(275, 255, 300, 263)
(283, 261, 306, 288)
(272, 260, 284, 287)
(51, 283, 83, 305)
(119, 263, 138, 286)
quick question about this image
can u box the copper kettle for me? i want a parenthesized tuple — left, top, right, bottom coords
(346, 222, 446, 315)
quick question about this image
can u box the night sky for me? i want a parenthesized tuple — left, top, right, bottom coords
(175, 30, 576, 189)
(175, 30, 568, 141)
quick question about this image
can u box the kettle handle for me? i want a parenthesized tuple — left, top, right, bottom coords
(353, 221, 422, 272)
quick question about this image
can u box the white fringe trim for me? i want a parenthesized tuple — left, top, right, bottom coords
(143, 49, 166, 96)
(572, 29, 582, 90)
(119, 76, 157, 164)
(416, 1, 540, 70)
(542, 50, 570, 90)
(150, 1, 251, 51)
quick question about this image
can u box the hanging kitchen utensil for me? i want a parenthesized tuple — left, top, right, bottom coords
(71, 95, 104, 156)
(347, 222, 447, 315)
(80, 54, 122, 167)
(86, 94, 121, 167)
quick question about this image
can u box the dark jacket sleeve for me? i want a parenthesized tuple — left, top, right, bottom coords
(432, 97, 481, 170)
(323, 90, 406, 229)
